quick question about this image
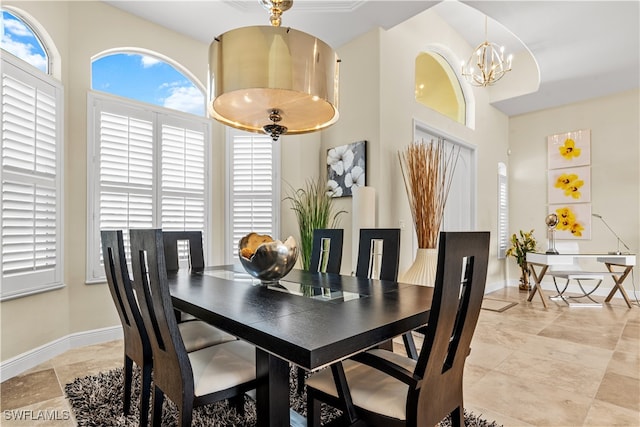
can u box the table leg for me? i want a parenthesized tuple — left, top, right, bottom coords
(527, 263, 548, 309)
(603, 264, 633, 308)
(256, 349, 291, 427)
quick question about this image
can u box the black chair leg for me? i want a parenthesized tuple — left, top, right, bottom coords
(151, 386, 164, 427)
(229, 394, 245, 416)
(296, 366, 306, 395)
(450, 405, 464, 427)
(306, 392, 322, 427)
(123, 356, 133, 415)
(180, 398, 193, 427)
(139, 362, 152, 426)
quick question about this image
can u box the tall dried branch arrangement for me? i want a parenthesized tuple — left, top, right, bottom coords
(398, 138, 459, 248)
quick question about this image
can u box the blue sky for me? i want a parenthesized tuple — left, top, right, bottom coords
(1, 10, 205, 116)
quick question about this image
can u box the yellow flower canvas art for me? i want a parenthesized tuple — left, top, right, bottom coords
(549, 203, 591, 240)
(548, 165, 591, 204)
(547, 129, 590, 169)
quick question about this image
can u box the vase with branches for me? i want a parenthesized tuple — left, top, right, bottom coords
(506, 229, 538, 290)
(285, 178, 346, 270)
(398, 138, 459, 286)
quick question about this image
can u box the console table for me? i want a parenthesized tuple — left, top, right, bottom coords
(525, 253, 636, 308)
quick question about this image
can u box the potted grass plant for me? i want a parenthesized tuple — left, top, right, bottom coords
(286, 178, 346, 270)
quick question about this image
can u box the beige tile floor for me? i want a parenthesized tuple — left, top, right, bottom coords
(1, 287, 639, 426)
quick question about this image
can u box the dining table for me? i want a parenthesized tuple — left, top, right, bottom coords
(168, 264, 434, 427)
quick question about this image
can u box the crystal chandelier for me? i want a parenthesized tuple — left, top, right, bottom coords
(208, 0, 340, 141)
(461, 16, 512, 87)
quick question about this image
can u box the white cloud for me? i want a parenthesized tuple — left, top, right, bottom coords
(1, 34, 47, 72)
(3, 18, 31, 37)
(140, 55, 161, 68)
(163, 85, 204, 115)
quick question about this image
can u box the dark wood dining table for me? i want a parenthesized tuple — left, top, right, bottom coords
(168, 265, 434, 427)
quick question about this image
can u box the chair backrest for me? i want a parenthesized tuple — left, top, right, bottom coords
(355, 228, 401, 281)
(309, 229, 344, 274)
(100, 230, 151, 364)
(411, 231, 490, 426)
(130, 228, 193, 403)
(162, 230, 205, 272)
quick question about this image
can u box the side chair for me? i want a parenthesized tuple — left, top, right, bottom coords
(162, 230, 205, 272)
(129, 228, 258, 427)
(101, 230, 237, 426)
(297, 228, 345, 393)
(355, 228, 401, 281)
(309, 228, 344, 274)
(162, 230, 206, 321)
(305, 231, 490, 427)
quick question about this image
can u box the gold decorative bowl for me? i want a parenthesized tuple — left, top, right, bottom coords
(238, 233, 298, 284)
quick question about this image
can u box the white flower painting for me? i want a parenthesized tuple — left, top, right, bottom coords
(326, 141, 366, 197)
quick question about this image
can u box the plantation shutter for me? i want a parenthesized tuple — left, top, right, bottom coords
(497, 162, 509, 259)
(1, 56, 63, 300)
(88, 94, 209, 281)
(227, 131, 279, 263)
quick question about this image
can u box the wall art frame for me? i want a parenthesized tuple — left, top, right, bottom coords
(326, 140, 366, 198)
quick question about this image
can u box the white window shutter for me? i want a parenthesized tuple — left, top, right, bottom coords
(87, 94, 210, 281)
(498, 162, 509, 259)
(1, 55, 63, 300)
(226, 131, 279, 263)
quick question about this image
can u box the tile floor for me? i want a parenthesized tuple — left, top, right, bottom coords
(1, 287, 639, 426)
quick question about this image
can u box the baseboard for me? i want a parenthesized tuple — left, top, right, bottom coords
(0, 326, 123, 382)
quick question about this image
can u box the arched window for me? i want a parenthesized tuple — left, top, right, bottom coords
(87, 51, 210, 282)
(1, 9, 48, 73)
(1, 8, 63, 299)
(92, 52, 205, 116)
(415, 52, 466, 125)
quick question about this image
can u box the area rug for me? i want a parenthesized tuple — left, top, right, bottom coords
(481, 298, 518, 313)
(65, 366, 502, 426)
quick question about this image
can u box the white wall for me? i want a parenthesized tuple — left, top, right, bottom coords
(323, 9, 511, 286)
(0, 0, 321, 362)
(509, 90, 640, 287)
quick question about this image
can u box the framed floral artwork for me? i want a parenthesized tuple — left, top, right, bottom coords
(326, 140, 366, 197)
(549, 203, 591, 240)
(548, 165, 591, 204)
(547, 129, 590, 169)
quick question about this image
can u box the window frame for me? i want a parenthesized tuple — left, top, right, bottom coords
(86, 91, 211, 283)
(1, 53, 64, 301)
(224, 128, 281, 264)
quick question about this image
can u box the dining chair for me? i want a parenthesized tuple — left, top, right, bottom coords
(309, 228, 344, 274)
(101, 230, 237, 426)
(163, 230, 206, 321)
(162, 230, 205, 272)
(129, 228, 258, 427)
(296, 228, 345, 393)
(305, 231, 490, 427)
(355, 228, 401, 281)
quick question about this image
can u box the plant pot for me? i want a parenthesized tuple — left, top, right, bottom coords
(518, 264, 531, 291)
(399, 248, 438, 287)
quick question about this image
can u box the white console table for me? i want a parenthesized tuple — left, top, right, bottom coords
(525, 253, 636, 308)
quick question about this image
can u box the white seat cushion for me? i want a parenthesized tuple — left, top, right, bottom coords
(305, 349, 416, 421)
(179, 320, 236, 352)
(189, 340, 256, 397)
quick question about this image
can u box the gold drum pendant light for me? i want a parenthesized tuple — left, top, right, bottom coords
(208, 0, 340, 141)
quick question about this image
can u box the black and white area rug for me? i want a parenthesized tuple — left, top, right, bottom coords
(65, 366, 502, 426)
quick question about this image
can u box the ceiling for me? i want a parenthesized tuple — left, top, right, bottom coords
(103, 0, 640, 117)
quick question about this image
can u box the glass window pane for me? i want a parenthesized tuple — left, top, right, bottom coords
(92, 53, 205, 116)
(1, 10, 48, 73)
